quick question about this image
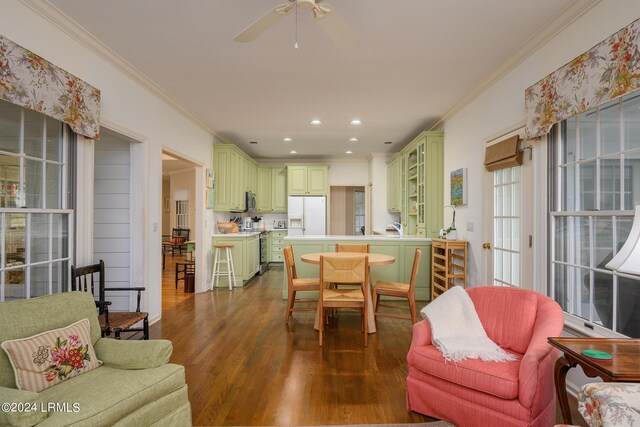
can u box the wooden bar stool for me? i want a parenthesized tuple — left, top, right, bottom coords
(212, 243, 236, 290)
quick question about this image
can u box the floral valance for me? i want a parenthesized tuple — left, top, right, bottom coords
(0, 35, 101, 139)
(525, 18, 640, 139)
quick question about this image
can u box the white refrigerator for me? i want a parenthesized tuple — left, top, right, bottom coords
(287, 196, 326, 236)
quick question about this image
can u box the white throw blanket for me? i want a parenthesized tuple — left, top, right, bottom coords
(420, 286, 517, 363)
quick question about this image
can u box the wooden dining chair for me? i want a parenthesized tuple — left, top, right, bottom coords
(334, 244, 370, 289)
(335, 243, 370, 253)
(374, 248, 421, 323)
(319, 254, 369, 347)
(284, 246, 320, 324)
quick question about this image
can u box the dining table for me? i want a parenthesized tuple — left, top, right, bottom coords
(300, 251, 396, 334)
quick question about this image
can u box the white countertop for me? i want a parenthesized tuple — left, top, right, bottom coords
(212, 228, 288, 237)
(283, 234, 430, 242)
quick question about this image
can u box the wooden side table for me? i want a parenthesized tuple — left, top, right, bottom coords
(430, 239, 467, 300)
(548, 337, 640, 424)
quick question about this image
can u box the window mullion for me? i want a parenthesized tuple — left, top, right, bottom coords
(25, 212, 30, 299)
(0, 213, 5, 302)
(42, 117, 47, 209)
(588, 215, 594, 323)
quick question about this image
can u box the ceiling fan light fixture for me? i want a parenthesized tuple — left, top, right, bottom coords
(345, 150, 353, 154)
(350, 119, 362, 125)
(349, 138, 358, 142)
(283, 137, 293, 142)
(310, 119, 322, 125)
(297, 0, 317, 10)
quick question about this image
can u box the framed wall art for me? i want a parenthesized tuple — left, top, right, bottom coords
(450, 168, 467, 206)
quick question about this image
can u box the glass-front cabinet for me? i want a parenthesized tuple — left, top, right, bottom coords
(387, 131, 443, 237)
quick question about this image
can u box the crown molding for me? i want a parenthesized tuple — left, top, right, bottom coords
(19, 0, 224, 139)
(427, 0, 601, 131)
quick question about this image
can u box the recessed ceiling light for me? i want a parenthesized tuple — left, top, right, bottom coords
(350, 119, 362, 125)
(249, 141, 258, 144)
(345, 150, 353, 154)
(349, 138, 359, 142)
(310, 119, 322, 125)
(384, 141, 393, 144)
(289, 150, 297, 154)
(283, 137, 292, 142)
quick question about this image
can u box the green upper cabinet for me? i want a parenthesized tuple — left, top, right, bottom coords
(386, 154, 400, 213)
(287, 166, 307, 195)
(256, 167, 272, 212)
(272, 167, 288, 212)
(286, 164, 328, 196)
(255, 166, 287, 213)
(390, 131, 443, 237)
(213, 144, 257, 212)
(213, 145, 232, 211)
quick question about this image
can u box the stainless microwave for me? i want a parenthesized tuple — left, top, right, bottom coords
(246, 192, 256, 212)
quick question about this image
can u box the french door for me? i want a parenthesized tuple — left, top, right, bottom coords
(484, 136, 534, 289)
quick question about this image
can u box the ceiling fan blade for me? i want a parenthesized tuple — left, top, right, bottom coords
(233, 4, 293, 43)
(313, 4, 358, 49)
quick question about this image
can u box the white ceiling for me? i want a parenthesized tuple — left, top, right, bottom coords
(49, 0, 577, 159)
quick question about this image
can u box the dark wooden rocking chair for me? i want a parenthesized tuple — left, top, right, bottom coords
(71, 260, 149, 340)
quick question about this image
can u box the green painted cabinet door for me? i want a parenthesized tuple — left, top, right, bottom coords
(272, 168, 288, 212)
(229, 149, 242, 210)
(425, 135, 443, 237)
(246, 235, 260, 276)
(387, 156, 399, 213)
(213, 145, 231, 211)
(307, 165, 328, 195)
(287, 166, 308, 195)
(256, 167, 272, 212)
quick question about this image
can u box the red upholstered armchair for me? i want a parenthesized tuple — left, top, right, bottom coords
(406, 286, 564, 427)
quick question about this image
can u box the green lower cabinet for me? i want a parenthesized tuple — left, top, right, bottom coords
(211, 235, 260, 288)
(268, 230, 287, 262)
(281, 238, 432, 301)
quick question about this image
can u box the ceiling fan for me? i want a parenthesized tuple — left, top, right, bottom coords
(234, 0, 358, 49)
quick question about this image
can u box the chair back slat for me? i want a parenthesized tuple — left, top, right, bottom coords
(408, 248, 422, 295)
(70, 260, 106, 313)
(283, 246, 297, 283)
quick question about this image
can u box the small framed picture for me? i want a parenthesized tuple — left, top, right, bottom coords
(164, 197, 170, 213)
(450, 168, 467, 206)
(206, 169, 214, 189)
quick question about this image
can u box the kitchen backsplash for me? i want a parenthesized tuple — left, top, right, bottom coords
(213, 211, 287, 229)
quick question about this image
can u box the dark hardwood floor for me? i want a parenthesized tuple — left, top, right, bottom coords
(153, 257, 586, 426)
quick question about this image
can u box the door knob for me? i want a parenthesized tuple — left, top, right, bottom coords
(482, 242, 491, 249)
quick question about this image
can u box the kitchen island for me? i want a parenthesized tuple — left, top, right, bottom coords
(282, 235, 432, 301)
(211, 232, 261, 288)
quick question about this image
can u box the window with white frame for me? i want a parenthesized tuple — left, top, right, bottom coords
(175, 200, 189, 229)
(0, 101, 73, 301)
(354, 189, 365, 234)
(550, 92, 640, 338)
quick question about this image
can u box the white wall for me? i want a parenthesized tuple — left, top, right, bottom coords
(440, 0, 640, 288)
(1, 1, 216, 323)
(369, 153, 397, 232)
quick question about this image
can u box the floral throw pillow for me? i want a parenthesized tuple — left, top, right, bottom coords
(1, 318, 102, 392)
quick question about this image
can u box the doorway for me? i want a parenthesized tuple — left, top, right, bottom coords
(161, 151, 198, 310)
(330, 186, 366, 235)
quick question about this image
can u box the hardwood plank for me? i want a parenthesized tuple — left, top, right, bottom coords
(154, 260, 583, 426)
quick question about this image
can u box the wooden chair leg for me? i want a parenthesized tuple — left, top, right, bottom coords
(143, 317, 149, 340)
(409, 297, 417, 324)
(363, 306, 368, 347)
(285, 291, 295, 324)
(319, 307, 324, 346)
(374, 293, 381, 315)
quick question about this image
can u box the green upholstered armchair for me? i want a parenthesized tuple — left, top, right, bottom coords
(0, 292, 192, 427)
